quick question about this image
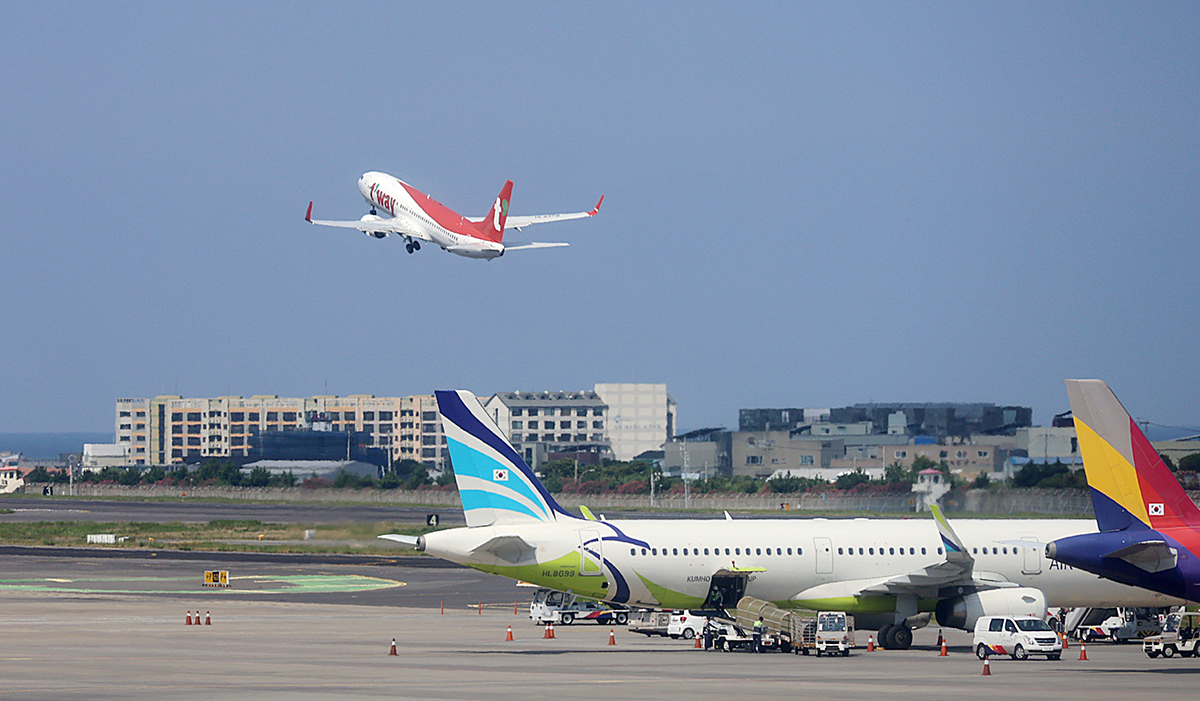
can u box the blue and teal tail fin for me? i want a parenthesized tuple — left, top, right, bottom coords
(435, 390, 575, 528)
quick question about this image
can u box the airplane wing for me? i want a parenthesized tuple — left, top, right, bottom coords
(305, 202, 433, 242)
(502, 242, 570, 251)
(468, 195, 604, 231)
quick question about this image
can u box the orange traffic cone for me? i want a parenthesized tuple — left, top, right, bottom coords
(939, 639, 948, 656)
(514, 601, 519, 616)
(549, 622, 556, 639)
(505, 626, 514, 641)
(694, 635, 702, 649)
(204, 611, 211, 626)
(389, 638, 398, 656)
(478, 602, 483, 616)
(867, 634, 875, 652)
(981, 656, 991, 676)
(609, 629, 617, 646)
(185, 611, 192, 626)
(1060, 632, 1070, 649)
(440, 601, 444, 615)
(543, 623, 553, 639)
(1079, 641, 1088, 661)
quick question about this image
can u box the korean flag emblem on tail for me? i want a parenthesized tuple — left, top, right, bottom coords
(493, 469, 509, 482)
(1149, 503, 1165, 516)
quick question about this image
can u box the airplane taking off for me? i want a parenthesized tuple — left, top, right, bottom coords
(305, 172, 602, 260)
(380, 390, 1181, 649)
(1046, 380, 1200, 603)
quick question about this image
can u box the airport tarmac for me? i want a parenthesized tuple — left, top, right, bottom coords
(2, 552, 1198, 700)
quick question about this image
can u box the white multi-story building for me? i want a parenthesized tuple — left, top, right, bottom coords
(594, 383, 675, 461)
(484, 391, 609, 469)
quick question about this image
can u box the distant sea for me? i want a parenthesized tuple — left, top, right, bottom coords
(0, 433, 113, 460)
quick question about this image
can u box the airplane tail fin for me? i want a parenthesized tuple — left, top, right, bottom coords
(1065, 379, 1200, 532)
(474, 181, 513, 244)
(435, 390, 574, 528)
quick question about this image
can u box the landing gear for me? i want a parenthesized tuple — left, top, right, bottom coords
(369, 207, 377, 215)
(404, 238, 422, 254)
(878, 624, 913, 650)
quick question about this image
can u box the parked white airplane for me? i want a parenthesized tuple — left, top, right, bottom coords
(306, 172, 602, 260)
(381, 391, 1182, 649)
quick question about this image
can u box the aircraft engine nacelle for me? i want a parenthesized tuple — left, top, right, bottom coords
(935, 587, 1048, 631)
(358, 214, 386, 238)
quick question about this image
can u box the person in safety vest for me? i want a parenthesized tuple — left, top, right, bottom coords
(753, 616, 764, 653)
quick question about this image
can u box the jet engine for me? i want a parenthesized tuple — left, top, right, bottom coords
(935, 587, 1048, 631)
(358, 214, 386, 238)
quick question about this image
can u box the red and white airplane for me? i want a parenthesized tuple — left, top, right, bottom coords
(306, 172, 603, 260)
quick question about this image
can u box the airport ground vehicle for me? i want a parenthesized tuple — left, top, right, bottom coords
(628, 610, 672, 636)
(528, 588, 628, 625)
(1143, 611, 1200, 658)
(1075, 608, 1163, 643)
(668, 610, 727, 639)
(973, 615, 1063, 660)
(710, 621, 777, 652)
(736, 597, 855, 656)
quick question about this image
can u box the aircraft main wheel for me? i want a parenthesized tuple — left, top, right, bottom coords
(560, 613, 574, 625)
(977, 644, 989, 660)
(891, 626, 913, 650)
(878, 625, 894, 649)
(413, 241, 421, 250)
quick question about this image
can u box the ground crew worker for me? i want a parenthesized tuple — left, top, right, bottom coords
(753, 616, 764, 653)
(703, 617, 715, 651)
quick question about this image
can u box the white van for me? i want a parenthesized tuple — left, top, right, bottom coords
(973, 615, 1062, 660)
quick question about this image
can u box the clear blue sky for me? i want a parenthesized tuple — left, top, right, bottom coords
(2, 3, 1198, 434)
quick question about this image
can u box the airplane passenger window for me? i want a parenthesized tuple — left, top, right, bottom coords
(937, 548, 943, 554)
(869, 548, 874, 555)
(838, 548, 844, 555)
(756, 548, 761, 555)
(673, 548, 678, 556)
(889, 548, 895, 555)
(630, 549, 636, 556)
(858, 548, 863, 555)
(787, 548, 793, 555)
(921, 547, 926, 555)
(797, 548, 802, 555)
(704, 548, 710, 555)
(652, 548, 657, 555)
(641, 549, 647, 555)
(776, 548, 782, 555)
(909, 548, 915, 555)
(725, 548, 731, 555)
(1003, 548, 1008, 555)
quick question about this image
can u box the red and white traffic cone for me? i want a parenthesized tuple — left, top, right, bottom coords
(694, 634, 702, 649)
(1079, 641, 1088, 661)
(389, 638, 397, 656)
(1060, 632, 1070, 649)
(204, 611, 211, 626)
(543, 623, 552, 639)
(440, 601, 444, 615)
(981, 656, 991, 676)
(939, 639, 948, 657)
(185, 611, 192, 626)
(609, 629, 617, 646)
(548, 622, 556, 639)
(505, 626, 514, 642)
(867, 634, 875, 652)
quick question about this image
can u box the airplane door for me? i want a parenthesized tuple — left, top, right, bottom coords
(579, 528, 603, 576)
(814, 537, 833, 574)
(1021, 536, 1041, 575)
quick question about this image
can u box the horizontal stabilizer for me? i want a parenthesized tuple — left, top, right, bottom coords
(377, 534, 421, 548)
(1105, 540, 1178, 573)
(472, 535, 537, 564)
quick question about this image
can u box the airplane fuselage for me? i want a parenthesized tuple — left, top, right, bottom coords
(423, 517, 1183, 627)
(358, 172, 504, 259)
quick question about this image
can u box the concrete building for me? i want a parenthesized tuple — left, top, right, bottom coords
(484, 390, 609, 470)
(115, 394, 461, 471)
(82, 443, 130, 469)
(1016, 426, 1079, 461)
(594, 383, 675, 462)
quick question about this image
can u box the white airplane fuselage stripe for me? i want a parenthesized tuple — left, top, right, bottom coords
(360, 173, 502, 256)
(423, 517, 1184, 610)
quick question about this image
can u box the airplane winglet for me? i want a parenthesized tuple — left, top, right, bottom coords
(930, 504, 972, 564)
(588, 195, 604, 216)
(305, 201, 314, 223)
